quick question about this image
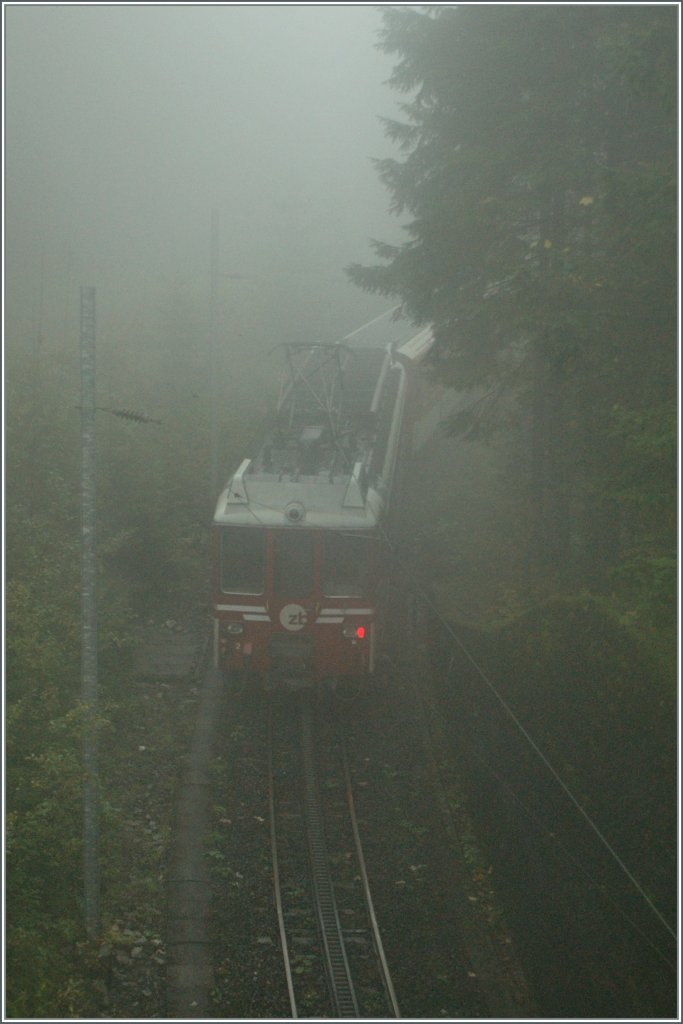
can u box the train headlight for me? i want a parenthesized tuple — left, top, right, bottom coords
(226, 622, 245, 635)
(343, 626, 366, 639)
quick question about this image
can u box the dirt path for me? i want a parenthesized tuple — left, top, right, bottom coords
(166, 665, 225, 1017)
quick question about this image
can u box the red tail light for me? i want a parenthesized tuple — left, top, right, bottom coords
(343, 624, 367, 640)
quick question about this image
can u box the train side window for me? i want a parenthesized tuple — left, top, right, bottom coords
(273, 530, 314, 598)
(322, 533, 370, 597)
(221, 527, 266, 595)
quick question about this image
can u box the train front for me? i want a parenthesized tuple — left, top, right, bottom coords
(212, 458, 385, 693)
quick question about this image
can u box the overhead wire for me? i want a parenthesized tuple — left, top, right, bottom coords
(400, 651, 678, 970)
(386, 528, 678, 946)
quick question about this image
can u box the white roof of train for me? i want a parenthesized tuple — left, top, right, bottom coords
(213, 312, 432, 531)
(214, 461, 384, 530)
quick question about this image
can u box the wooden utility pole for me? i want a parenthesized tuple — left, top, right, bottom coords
(80, 285, 100, 938)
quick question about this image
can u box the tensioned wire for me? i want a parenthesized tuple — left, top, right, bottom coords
(395, 641, 677, 970)
(350, 309, 674, 946)
(219, 484, 677, 947)
(391, 534, 677, 947)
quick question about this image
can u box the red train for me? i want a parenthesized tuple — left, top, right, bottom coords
(211, 312, 433, 693)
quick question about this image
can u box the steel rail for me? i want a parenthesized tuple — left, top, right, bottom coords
(267, 706, 298, 1018)
(341, 736, 402, 1018)
(299, 697, 359, 1018)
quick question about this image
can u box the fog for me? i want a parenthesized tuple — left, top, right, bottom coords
(5, 5, 402, 382)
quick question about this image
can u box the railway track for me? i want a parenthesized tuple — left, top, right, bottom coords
(268, 694, 400, 1019)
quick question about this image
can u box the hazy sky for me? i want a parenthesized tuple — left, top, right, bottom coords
(5, 4, 404, 354)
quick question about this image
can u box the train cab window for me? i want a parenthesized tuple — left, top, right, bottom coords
(273, 530, 314, 598)
(220, 527, 266, 595)
(322, 533, 370, 597)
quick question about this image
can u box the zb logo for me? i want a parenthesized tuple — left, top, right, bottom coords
(280, 604, 308, 632)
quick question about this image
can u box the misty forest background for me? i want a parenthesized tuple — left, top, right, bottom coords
(5, 5, 677, 1016)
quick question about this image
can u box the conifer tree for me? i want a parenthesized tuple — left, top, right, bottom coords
(349, 5, 676, 591)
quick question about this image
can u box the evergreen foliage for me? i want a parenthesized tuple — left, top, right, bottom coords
(348, 5, 677, 627)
